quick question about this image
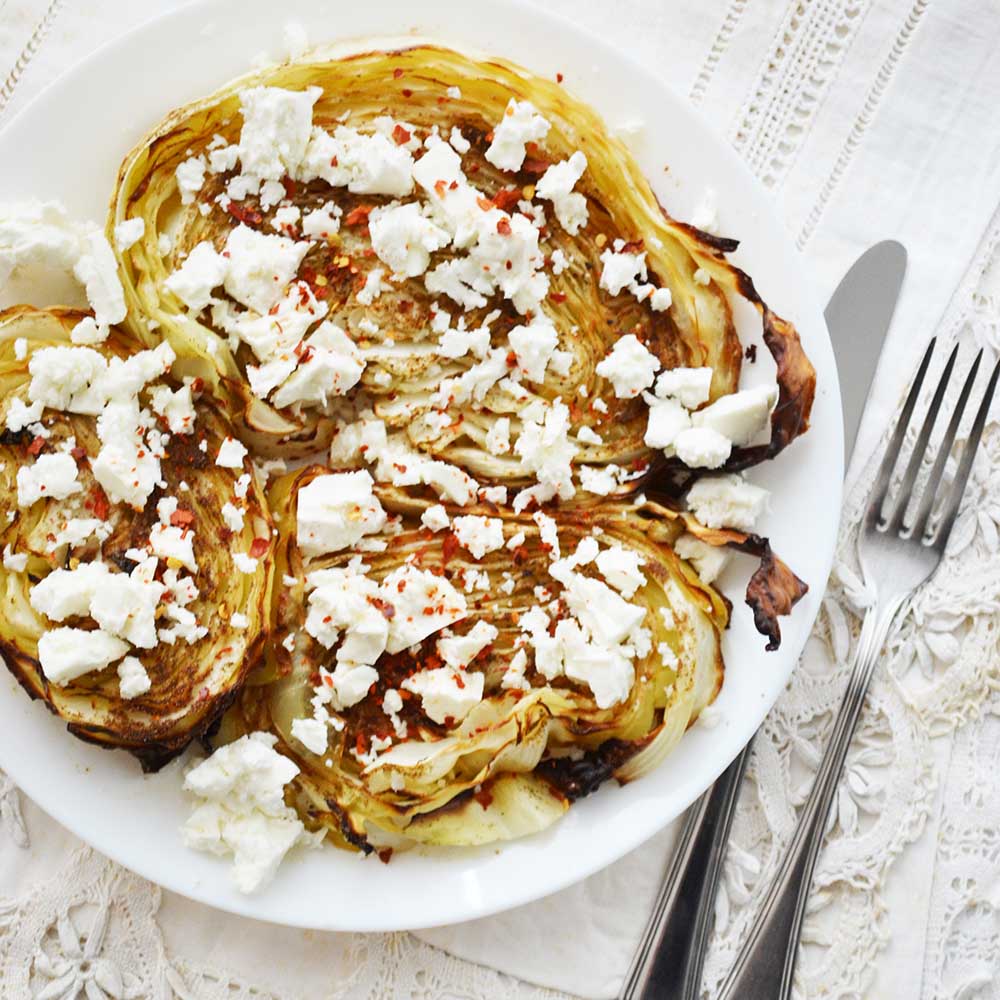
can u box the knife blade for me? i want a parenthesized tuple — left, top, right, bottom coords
(620, 240, 908, 1000)
(825, 240, 907, 460)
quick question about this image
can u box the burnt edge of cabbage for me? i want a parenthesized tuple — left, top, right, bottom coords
(724, 270, 817, 473)
(727, 534, 809, 651)
(536, 738, 641, 802)
(326, 800, 376, 855)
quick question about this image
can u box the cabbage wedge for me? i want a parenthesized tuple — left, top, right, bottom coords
(111, 45, 813, 480)
(0, 307, 275, 769)
(222, 465, 729, 851)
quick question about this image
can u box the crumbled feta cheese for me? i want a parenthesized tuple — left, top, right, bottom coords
(117, 656, 151, 699)
(291, 717, 328, 755)
(535, 151, 588, 234)
(296, 470, 387, 557)
(686, 474, 769, 531)
(269, 322, 364, 409)
(222, 225, 311, 315)
(401, 666, 484, 724)
(221, 501, 245, 532)
(369, 201, 449, 278)
(281, 20, 309, 60)
(235, 86, 321, 185)
(449, 127, 471, 154)
(381, 564, 467, 653)
(230, 613, 250, 630)
(675, 533, 729, 583)
(149, 523, 198, 573)
(16, 452, 82, 506)
(175, 156, 207, 204)
(500, 648, 528, 689)
(421, 504, 450, 532)
(216, 436, 248, 468)
(599, 246, 646, 296)
(149, 384, 197, 435)
(596, 334, 660, 398)
(693, 267, 711, 286)
(164, 241, 228, 313)
(508, 312, 560, 383)
(644, 395, 692, 450)
(650, 287, 672, 311)
(437, 620, 498, 669)
(233, 552, 259, 573)
(515, 399, 577, 501)
(356, 265, 388, 305)
(692, 384, 777, 446)
(37, 627, 129, 685)
(5, 396, 44, 433)
(595, 545, 646, 598)
(485, 417, 511, 456)
(654, 366, 713, 408)
(301, 202, 342, 238)
(446, 85, 462, 99)
(451, 515, 505, 559)
(182, 731, 311, 893)
(0, 200, 125, 329)
(2, 544, 28, 573)
(485, 99, 551, 172)
(114, 218, 145, 251)
(14, 337, 27, 360)
(673, 427, 732, 469)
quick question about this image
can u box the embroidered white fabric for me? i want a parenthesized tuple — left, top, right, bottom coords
(3, 2, 1000, 998)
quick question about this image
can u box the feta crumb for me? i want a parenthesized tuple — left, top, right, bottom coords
(421, 504, 450, 532)
(686, 474, 769, 531)
(673, 427, 732, 469)
(17, 452, 82, 507)
(114, 218, 145, 251)
(117, 656, 151, 699)
(675, 533, 729, 583)
(216, 436, 248, 468)
(535, 151, 588, 234)
(596, 334, 660, 398)
(654, 366, 713, 408)
(485, 99, 551, 172)
(437, 620, 498, 669)
(692, 385, 777, 446)
(401, 666, 485, 724)
(451, 515, 505, 559)
(296, 470, 387, 557)
(291, 717, 328, 755)
(2, 544, 28, 573)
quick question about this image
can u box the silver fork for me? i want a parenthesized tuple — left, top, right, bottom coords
(710, 338, 1000, 1000)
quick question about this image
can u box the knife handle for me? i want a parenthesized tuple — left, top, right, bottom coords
(618, 744, 750, 1000)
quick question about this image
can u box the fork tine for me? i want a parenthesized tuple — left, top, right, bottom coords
(928, 355, 1000, 551)
(909, 349, 983, 539)
(868, 339, 936, 523)
(885, 343, 960, 534)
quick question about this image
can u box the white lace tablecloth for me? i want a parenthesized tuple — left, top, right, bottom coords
(4, 1, 1000, 997)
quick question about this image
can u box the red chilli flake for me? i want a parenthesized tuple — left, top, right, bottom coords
(492, 187, 521, 211)
(476, 196, 493, 211)
(391, 123, 412, 145)
(393, 67, 404, 79)
(85, 486, 111, 521)
(441, 532, 460, 565)
(496, 217, 512, 236)
(281, 176, 297, 198)
(169, 508, 195, 529)
(70, 446, 87, 462)
(401, 88, 413, 98)
(249, 537, 269, 559)
(377, 848, 394, 865)
(521, 157, 550, 176)
(225, 201, 263, 227)
(556, 72, 564, 83)
(26, 436, 45, 456)
(550, 291, 567, 303)
(434, 179, 448, 197)
(344, 205, 374, 227)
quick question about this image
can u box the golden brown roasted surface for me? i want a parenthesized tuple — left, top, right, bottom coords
(219, 467, 728, 851)
(110, 45, 811, 481)
(0, 307, 275, 769)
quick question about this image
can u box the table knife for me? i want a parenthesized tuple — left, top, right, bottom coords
(618, 240, 908, 1000)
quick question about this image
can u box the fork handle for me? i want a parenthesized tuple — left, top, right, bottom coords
(618, 745, 751, 1000)
(716, 600, 903, 1000)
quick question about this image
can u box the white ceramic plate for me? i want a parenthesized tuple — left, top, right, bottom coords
(0, 0, 842, 931)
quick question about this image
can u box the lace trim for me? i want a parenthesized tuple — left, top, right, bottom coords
(730, 0, 870, 188)
(796, 0, 930, 248)
(0, 0, 64, 117)
(688, 0, 750, 106)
